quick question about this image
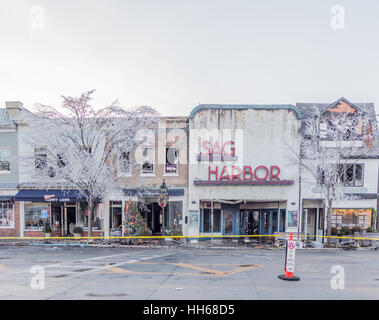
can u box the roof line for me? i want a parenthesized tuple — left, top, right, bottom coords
(320, 97, 363, 114)
(189, 104, 302, 119)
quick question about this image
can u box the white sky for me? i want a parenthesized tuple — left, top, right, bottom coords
(0, 0, 378, 116)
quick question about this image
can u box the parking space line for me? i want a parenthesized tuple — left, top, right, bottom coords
(103, 262, 262, 277)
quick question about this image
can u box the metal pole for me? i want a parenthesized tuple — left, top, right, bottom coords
(211, 199, 214, 246)
(162, 205, 165, 236)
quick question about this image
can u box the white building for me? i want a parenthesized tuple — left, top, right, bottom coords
(188, 104, 302, 240)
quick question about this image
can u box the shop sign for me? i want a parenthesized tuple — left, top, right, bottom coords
(194, 139, 294, 186)
(200, 140, 235, 156)
(43, 195, 71, 202)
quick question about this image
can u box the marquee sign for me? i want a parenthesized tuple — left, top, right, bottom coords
(194, 140, 294, 186)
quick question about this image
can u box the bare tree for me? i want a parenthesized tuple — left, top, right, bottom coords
(22, 90, 160, 236)
(288, 105, 375, 244)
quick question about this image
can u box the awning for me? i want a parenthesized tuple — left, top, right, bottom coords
(15, 189, 87, 202)
(0, 196, 14, 201)
(123, 188, 185, 197)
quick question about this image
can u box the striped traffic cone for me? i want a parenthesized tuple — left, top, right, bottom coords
(278, 233, 300, 281)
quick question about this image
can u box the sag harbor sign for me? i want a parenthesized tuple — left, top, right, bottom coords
(194, 140, 294, 186)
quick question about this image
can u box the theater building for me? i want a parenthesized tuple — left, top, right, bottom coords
(187, 104, 302, 240)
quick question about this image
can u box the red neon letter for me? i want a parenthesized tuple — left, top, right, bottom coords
(270, 166, 280, 180)
(231, 166, 242, 181)
(243, 166, 253, 180)
(208, 166, 218, 180)
(254, 166, 269, 180)
(219, 166, 230, 181)
(222, 141, 235, 156)
(201, 140, 210, 155)
(212, 141, 222, 155)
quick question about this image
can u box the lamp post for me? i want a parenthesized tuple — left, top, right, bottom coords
(159, 179, 168, 237)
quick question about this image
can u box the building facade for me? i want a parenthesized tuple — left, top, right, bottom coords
(187, 105, 302, 241)
(0, 103, 20, 236)
(0, 98, 378, 240)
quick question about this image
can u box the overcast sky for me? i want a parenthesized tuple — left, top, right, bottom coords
(0, 0, 378, 116)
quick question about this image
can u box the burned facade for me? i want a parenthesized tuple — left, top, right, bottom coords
(187, 105, 302, 240)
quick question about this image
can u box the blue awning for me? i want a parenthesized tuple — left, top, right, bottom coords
(15, 189, 87, 202)
(0, 196, 14, 201)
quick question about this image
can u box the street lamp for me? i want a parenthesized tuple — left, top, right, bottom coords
(158, 179, 168, 237)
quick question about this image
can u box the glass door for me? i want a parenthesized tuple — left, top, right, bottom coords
(223, 209, 234, 235)
(260, 209, 279, 235)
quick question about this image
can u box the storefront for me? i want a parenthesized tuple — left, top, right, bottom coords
(188, 104, 302, 241)
(15, 189, 102, 236)
(107, 188, 185, 236)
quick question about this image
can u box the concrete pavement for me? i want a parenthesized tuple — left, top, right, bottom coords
(0, 246, 378, 299)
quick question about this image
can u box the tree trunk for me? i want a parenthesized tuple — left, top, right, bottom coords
(88, 197, 93, 238)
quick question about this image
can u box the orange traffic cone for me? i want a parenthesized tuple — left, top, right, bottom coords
(278, 233, 300, 281)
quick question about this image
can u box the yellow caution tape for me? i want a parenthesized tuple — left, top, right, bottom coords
(0, 234, 378, 240)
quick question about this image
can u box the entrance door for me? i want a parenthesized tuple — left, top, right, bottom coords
(305, 208, 316, 240)
(260, 209, 279, 235)
(223, 209, 234, 235)
(67, 206, 76, 234)
(150, 203, 162, 234)
(240, 210, 260, 235)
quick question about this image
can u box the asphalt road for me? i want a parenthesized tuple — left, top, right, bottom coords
(0, 245, 378, 299)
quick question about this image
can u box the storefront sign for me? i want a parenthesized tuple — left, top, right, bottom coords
(43, 195, 71, 202)
(194, 139, 294, 186)
(200, 140, 235, 156)
(208, 165, 281, 181)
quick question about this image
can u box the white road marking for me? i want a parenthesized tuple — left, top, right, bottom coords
(0, 251, 170, 276)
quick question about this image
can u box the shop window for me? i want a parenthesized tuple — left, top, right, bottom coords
(202, 209, 221, 233)
(35, 148, 47, 171)
(331, 209, 371, 229)
(319, 122, 327, 139)
(0, 148, 10, 172)
(0, 200, 14, 228)
(318, 164, 363, 187)
(119, 151, 131, 175)
(165, 201, 183, 231)
(82, 203, 101, 230)
(141, 147, 154, 174)
(25, 203, 50, 229)
(165, 147, 178, 174)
